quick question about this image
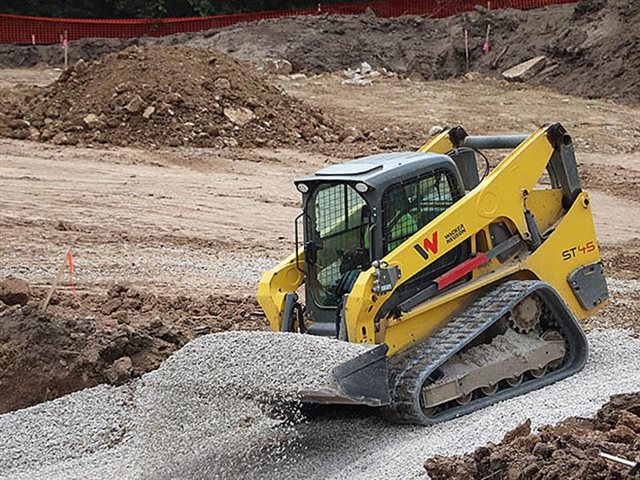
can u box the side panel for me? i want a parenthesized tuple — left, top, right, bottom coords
(523, 191, 601, 319)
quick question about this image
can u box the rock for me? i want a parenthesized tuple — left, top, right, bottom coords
(28, 128, 41, 141)
(83, 113, 100, 128)
(532, 441, 554, 458)
(502, 56, 547, 81)
(41, 128, 54, 140)
(8, 119, 30, 129)
(52, 133, 77, 145)
(142, 106, 155, 119)
(125, 94, 145, 114)
(428, 125, 445, 137)
(342, 77, 373, 86)
(149, 318, 164, 329)
(360, 62, 373, 75)
(0, 276, 30, 306)
(100, 335, 129, 362)
(121, 297, 142, 311)
(223, 106, 255, 126)
(101, 298, 122, 315)
(257, 58, 293, 75)
(464, 71, 483, 81)
(73, 59, 88, 74)
(213, 77, 231, 90)
(114, 82, 130, 94)
(105, 117, 121, 128)
(223, 137, 239, 148)
(104, 356, 133, 385)
(163, 92, 183, 104)
(113, 311, 130, 324)
(424, 456, 476, 480)
(502, 419, 532, 443)
(617, 411, 640, 432)
(9, 129, 29, 140)
(45, 107, 59, 119)
(92, 132, 108, 143)
(606, 424, 637, 443)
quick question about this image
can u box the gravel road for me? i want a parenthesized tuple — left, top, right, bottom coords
(1, 329, 638, 480)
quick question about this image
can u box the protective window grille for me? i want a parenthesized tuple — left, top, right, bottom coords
(310, 183, 367, 306)
(381, 169, 459, 254)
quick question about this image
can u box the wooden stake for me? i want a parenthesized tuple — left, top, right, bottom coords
(40, 251, 69, 312)
(63, 30, 69, 69)
(31, 34, 36, 45)
(464, 29, 470, 73)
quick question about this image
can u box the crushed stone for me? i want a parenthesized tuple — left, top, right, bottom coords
(0, 329, 638, 479)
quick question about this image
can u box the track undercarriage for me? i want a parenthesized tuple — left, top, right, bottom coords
(384, 280, 589, 424)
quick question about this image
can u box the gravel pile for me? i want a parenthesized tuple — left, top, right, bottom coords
(0, 331, 371, 479)
(1, 329, 638, 480)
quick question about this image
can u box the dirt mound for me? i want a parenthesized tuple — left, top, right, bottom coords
(0, 45, 343, 148)
(425, 392, 640, 479)
(190, 0, 639, 103)
(0, 278, 267, 413)
(2, 2, 637, 103)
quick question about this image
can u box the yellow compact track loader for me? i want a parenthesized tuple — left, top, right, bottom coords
(257, 123, 608, 424)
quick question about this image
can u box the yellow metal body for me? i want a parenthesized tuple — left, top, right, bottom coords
(257, 125, 605, 355)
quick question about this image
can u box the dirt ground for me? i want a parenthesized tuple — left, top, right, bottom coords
(0, 61, 639, 415)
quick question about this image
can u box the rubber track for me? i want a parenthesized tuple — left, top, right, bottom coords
(384, 280, 588, 425)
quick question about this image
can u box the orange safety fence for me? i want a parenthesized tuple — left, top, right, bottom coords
(0, 0, 576, 45)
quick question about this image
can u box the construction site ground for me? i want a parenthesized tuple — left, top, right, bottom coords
(0, 9, 639, 476)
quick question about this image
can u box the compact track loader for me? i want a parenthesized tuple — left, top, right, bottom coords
(257, 123, 608, 424)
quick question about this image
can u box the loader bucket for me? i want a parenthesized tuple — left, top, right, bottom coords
(298, 344, 391, 407)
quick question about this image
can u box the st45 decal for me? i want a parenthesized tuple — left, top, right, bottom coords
(562, 241, 596, 261)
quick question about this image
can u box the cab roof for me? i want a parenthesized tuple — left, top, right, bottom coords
(294, 151, 457, 192)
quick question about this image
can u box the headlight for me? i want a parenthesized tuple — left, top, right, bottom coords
(355, 182, 368, 193)
(296, 183, 309, 193)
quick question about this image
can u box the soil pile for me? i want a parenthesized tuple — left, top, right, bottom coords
(0, 45, 343, 148)
(425, 392, 640, 479)
(0, 278, 266, 413)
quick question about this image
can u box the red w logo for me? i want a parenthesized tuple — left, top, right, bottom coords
(423, 231, 439, 255)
